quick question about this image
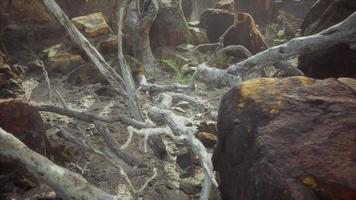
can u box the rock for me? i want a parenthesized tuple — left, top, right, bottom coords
(213, 77, 356, 200)
(180, 168, 205, 194)
(234, 0, 277, 27)
(189, 27, 209, 45)
(0, 73, 7, 86)
(72, 12, 111, 38)
(65, 63, 106, 85)
(200, 10, 267, 54)
(298, 0, 356, 79)
(300, 0, 334, 34)
(0, 59, 23, 98)
(9, 0, 57, 26)
(0, 99, 51, 197)
(200, 9, 235, 42)
(43, 43, 85, 74)
(195, 132, 217, 148)
(182, 0, 219, 21)
(91, 34, 118, 53)
(337, 77, 356, 92)
(150, 0, 193, 49)
(196, 121, 217, 135)
(215, 0, 235, 11)
(0, 64, 16, 79)
(26, 60, 43, 72)
(0, 99, 50, 155)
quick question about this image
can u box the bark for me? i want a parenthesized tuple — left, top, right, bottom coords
(194, 11, 356, 88)
(148, 106, 218, 200)
(32, 103, 152, 128)
(117, 0, 144, 121)
(0, 127, 116, 200)
(43, 0, 144, 122)
(94, 121, 147, 168)
(227, 11, 356, 76)
(128, 0, 158, 72)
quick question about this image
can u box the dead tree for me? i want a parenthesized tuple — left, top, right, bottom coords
(117, 0, 145, 121)
(0, 127, 117, 200)
(127, 0, 159, 72)
(42, 0, 144, 121)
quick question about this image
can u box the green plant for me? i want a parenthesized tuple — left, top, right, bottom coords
(160, 59, 192, 84)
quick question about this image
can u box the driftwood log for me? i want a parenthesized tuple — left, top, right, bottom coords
(0, 127, 117, 200)
(195, 11, 356, 87)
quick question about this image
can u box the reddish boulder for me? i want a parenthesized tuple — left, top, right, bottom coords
(200, 10, 267, 54)
(0, 99, 50, 155)
(298, 0, 356, 79)
(213, 77, 356, 200)
(150, 0, 193, 49)
(195, 132, 217, 148)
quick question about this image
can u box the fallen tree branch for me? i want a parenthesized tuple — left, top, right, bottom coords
(54, 88, 67, 108)
(168, 92, 217, 120)
(32, 103, 153, 128)
(122, 126, 178, 153)
(117, 0, 144, 121)
(0, 127, 116, 200)
(94, 121, 147, 168)
(192, 11, 356, 88)
(138, 75, 194, 93)
(227, 11, 356, 75)
(147, 106, 218, 200)
(38, 59, 52, 101)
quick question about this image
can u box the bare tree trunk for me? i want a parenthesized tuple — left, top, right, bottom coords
(128, 0, 158, 72)
(117, 0, 144, 121)
(0, 127, 116, 200)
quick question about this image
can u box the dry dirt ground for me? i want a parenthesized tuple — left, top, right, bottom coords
(15, 56, 228, 199)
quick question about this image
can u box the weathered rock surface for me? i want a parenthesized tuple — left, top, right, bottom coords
(0, 99, 50, 155)
(42, 43, 85, 74)
(150, 0, 193, 49)
(72, 12, 111, 38)
(200, 9, 234, 42)
(189, 27, 209, 45)
(298, 0, 356, 79)
(213, 77, 356, 200)
(195, 132, 217, 148)
(0, 53, 23, 98)
(200, 10, 267, 54)
(215, 0, 235, 12)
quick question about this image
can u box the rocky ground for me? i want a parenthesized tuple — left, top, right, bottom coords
(1, 0, 355, 200)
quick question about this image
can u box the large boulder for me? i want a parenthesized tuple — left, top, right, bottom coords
(0, 99, 50, 155)
(200, 10, 267, 54)
(213, 77, 356, 200)
(150, 0, 193, 49)
(298, 0, 356, 79)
